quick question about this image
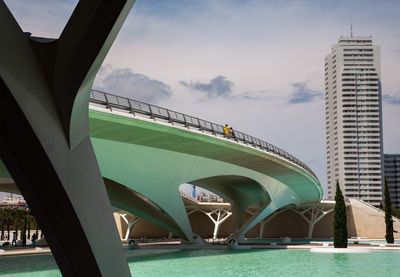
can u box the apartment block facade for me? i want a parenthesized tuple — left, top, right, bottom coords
(384, 154, 400, 208)
(325, 36, 383, 207)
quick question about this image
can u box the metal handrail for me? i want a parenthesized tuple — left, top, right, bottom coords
(89, 89, 319, 180)
(179, 191, 198, 203)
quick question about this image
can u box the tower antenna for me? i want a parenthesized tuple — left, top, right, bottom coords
(350, 24, 353, 37)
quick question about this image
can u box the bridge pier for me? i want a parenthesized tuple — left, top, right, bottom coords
(228, 187, 298, 243)
(0, 1, 134, 276)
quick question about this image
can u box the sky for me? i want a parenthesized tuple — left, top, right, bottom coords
(3, 0, 400, 196)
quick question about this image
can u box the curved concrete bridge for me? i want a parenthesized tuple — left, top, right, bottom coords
(89, 91, 323, 242)
(0, 90, 323, 243)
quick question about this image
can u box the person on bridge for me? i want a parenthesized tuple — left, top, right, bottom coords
(229, 127, 235, 139)
(223, 124, 230, 138)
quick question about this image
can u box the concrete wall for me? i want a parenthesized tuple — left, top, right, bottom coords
(115, 215, 169, 239)
(189, 212, 231, 238)
(347, 199, 400, 239)
(262, 210, 308, 238)
(115, 200, 400, 240)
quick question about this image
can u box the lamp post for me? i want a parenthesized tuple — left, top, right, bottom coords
(22, 207, 28, 247)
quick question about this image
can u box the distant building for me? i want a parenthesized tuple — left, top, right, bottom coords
(0, 193, 27, 209)
(325, 36, 383, 207)
(384, 154, 400, 208)
(197, 192, 225, 203)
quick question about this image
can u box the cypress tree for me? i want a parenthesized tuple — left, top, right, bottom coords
(333, 181, 348, 248)
(384, 177, 394, 243)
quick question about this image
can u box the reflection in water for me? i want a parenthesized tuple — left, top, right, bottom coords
(333, 253, 349, 275)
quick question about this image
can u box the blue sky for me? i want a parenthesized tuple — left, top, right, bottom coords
(3, 0, 400, 195)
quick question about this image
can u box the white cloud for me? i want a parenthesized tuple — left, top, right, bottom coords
(180, 76, 234, 98)
(383, 92, 400, 105)
(288, 80, 323, 104)
(94, 65, 172, 103)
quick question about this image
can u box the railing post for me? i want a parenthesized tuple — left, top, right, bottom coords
(167, 110, 173, 123)
(104, 92, 112, 111)
(127, 99, 135, 115)
(198, 118, 203, 131)
(149, 106, 154, 119)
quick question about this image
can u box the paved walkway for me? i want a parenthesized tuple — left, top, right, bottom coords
(0, 247, 51, 256)
(1, 241, 399, 258)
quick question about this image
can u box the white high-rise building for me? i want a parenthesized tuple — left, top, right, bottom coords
(325, 36, 384, 207)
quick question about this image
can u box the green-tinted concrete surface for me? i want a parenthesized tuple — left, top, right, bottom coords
(89, 108, 322, 240)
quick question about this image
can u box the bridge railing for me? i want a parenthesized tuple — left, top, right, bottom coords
(179, 191, 199, 203)
(89, 89, 318, 180)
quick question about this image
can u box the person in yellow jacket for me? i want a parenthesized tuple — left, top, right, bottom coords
(223, 124, 230, 138)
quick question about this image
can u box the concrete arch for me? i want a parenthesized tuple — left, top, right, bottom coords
(104, 178, 186, 238)
(0, 169, 186, 239)
(189, 175, 269, 229)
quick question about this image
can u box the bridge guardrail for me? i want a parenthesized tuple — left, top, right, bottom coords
(89, 89, 318, 180)
(179, 191, 198, 203)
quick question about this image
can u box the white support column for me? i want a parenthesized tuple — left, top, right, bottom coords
(291, 208, 334, 239)
(204, 209, 232, 239)
(120, 214, 141, 241)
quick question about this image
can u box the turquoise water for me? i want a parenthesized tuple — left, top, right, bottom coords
(1, 249, 400, 276)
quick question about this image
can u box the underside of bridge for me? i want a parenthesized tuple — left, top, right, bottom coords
(104, 178, 187, 238)
(190, 176, 270, 230)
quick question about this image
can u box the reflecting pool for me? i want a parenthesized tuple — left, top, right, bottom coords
(1, 249, 400, 277)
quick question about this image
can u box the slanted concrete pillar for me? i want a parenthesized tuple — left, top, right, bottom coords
(228, 187, 297, 243)
(0, 1, 135, 276)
